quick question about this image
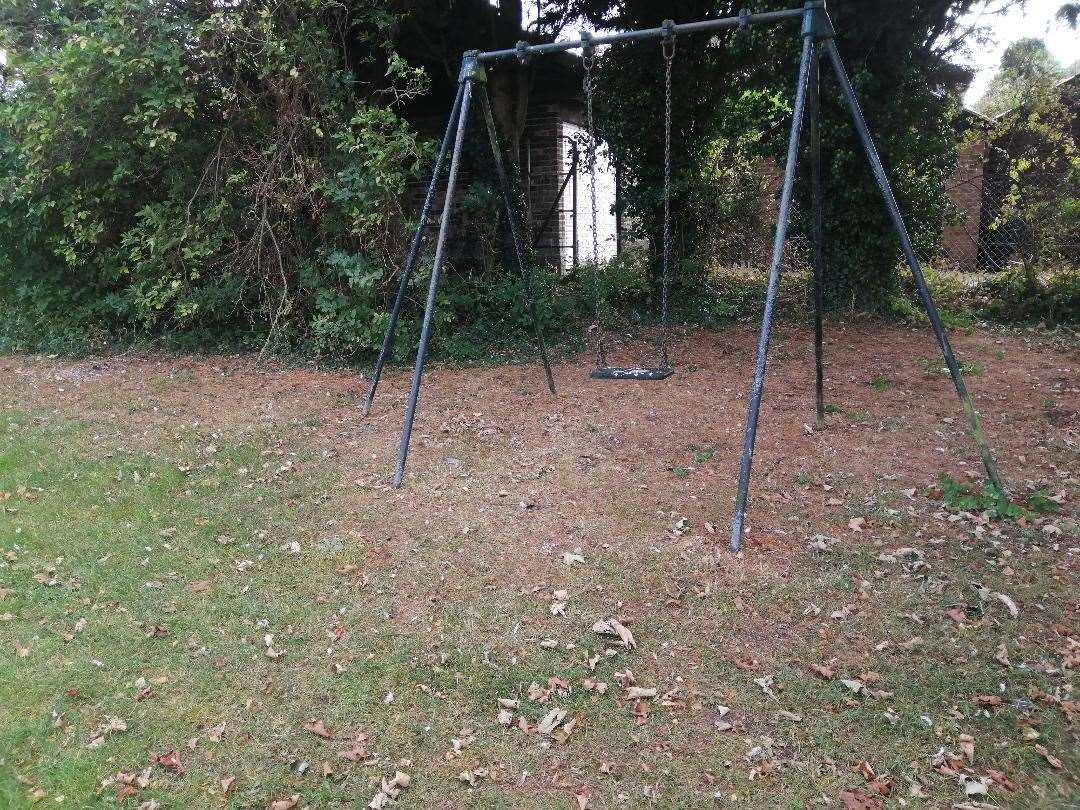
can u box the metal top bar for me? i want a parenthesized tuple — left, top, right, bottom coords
(476, 5, 813, 63)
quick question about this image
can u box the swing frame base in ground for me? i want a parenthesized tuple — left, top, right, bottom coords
(362, 0, 1004, 553)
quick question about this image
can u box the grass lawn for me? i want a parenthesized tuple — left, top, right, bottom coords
(0, 321, 1077, 808)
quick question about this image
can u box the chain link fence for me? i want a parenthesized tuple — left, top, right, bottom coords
(940, 163, 1080, 275)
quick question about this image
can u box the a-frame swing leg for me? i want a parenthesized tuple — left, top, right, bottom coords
(393, 61, 477, 488)
(476, 78, 557, 396)
(808, 47, 826, 430)
(729, 24, 816, 553)
(822, 39, 1003, 493)
(364, 81, 466, 418)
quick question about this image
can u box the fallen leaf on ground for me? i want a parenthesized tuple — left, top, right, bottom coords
(369, 771, 411, 809)
(946, 606, 968, 625)
(538, 708, 567, 735)
(985, 768, 1017, 791)
(458, 767, 487, 786)
(958, 733, 975, 764)
(851, 760, 876, 781)
(303, 719, 331, 739)
(592, 617, 636, 649)
(994, 592, 1019, 618)
(840, 789, 882, 810)
(993, 643, 1011, 667)
(1034, 744, 1063, 769)
(87, 717, 128, 748)
(155, 750, 182, 771)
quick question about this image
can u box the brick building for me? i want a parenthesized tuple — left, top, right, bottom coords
(939, 107, 991, 271)
(940, 73, 1079, 272)
(404, 52, 618, 272)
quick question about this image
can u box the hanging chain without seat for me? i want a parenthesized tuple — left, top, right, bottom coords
(658, 22, 675, 368)
(581, 33, 605, 367)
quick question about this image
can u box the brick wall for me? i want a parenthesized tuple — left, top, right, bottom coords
(401, 100, 581, 270)
(940, 139, 986, 271)
(522, 102, 571, 267)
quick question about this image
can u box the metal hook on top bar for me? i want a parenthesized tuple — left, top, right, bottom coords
(736, 7, 752, 39)
(579, 29, 595, 66)
(661, 19, 676, 58)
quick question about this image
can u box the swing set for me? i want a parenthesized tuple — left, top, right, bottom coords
(362, 1, 1003, 552)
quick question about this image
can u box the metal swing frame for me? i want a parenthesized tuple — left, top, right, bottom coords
(364, 1, 1004, 549)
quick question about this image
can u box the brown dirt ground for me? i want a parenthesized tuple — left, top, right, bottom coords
(5, 320, 1078, 629)
(3, 319, 1078, 807)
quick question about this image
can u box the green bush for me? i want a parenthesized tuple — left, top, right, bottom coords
(0, 0, 428, 356)
(973, 267, 1080, 323)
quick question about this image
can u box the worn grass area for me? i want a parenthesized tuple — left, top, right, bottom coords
(0, 321, 1078, 809)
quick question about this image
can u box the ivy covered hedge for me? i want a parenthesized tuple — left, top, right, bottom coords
(0, 0, 432, 355)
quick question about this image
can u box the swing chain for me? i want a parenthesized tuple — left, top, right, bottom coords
(581, 32, 605, 366)
(659, 21, 675, 367)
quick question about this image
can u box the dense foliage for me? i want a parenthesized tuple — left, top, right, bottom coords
(573, 0, 984, 309)
(0, 0, 1075, 359)
(0, 0, 430, 354)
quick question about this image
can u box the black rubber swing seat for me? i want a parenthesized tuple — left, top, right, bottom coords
(590, 366, 674, 381)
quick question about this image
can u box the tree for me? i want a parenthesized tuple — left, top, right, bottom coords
(555, 0, 1008, 307)
(1058, 3, 1080, 28)
(394, 0, 575, 173)
(975, 52, 1079, 289)
(0, 0, 429, 354)
(975, 38, 1064, 116)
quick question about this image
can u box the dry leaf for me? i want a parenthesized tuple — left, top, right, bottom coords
(851, 760, 876, 781)
(993, 643, 1011, 667)
(840, 789, 883, 810)
(303, 719, 331, 739)
(538, 708, 567, 735)
(848, 517, 866, 532)
(810, 663, 835, 679)
(958, 733, 975, 764)
(994, 592, 1019, 618)
(156, 750, 182, 772)
(1034, 744, 1063, 770)
(985, 768, 1017, 791)
(841, 678, 866, 695)
(220, 775, 236, 796)
(946, 606, 968, 625)
(630, 699, 650, 724)
(268, 795, 299, 810)
(602, 618, 636, 649)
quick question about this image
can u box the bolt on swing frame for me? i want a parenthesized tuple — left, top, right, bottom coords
(366, 0, 1003, 545)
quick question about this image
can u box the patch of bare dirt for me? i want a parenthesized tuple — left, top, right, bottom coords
(5, 320, 1076, 632)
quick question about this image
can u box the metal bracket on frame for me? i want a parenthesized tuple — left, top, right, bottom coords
(460, 51, 487, 84)
(802, 1, 834, 41)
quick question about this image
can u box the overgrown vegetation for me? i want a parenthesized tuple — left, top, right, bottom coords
(0, 0, 430, 357)
(0, 0, 1076, 360)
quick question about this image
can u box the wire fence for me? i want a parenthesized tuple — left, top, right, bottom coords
(940, 165, 1080, 275)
